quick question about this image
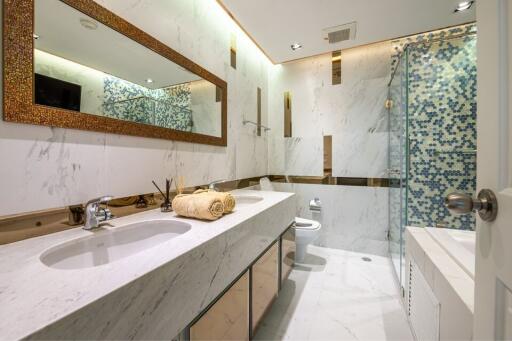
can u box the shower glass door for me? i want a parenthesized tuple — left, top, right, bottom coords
(387, 31, 477, 289)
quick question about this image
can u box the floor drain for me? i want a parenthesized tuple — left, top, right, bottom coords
(362, 257, 372, 262)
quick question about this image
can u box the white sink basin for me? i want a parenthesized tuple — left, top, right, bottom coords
(234, 195, 263, 207)
(40, 220, 191, 270)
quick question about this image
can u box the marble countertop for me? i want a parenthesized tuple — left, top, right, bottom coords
(0, 189, 295, 340)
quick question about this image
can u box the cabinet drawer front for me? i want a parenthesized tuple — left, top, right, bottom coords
(190, 271, 249, 341)
(251, 242, 279, 334)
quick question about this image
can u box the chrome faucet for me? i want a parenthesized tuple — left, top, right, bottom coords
(208, 179, 228, 191)
(84, 196, 113, 230)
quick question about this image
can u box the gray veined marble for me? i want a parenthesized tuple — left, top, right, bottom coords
(267, 40, 391, 179)
(332, 131, 389, 178)
(236, 133, 269, 179)
(268, 136, 324, 176)
(254, 246, 413, 340)
(0, 189, 295, 340)
(272, 183, 389, 257)
(0, 0, 273, 217)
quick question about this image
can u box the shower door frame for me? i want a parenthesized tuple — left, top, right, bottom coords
(387, 50, 409, 290)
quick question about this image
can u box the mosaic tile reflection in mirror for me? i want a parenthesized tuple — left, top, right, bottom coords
(33, 0, 222, 137)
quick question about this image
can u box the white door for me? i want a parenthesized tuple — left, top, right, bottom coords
(474, 0, 512, 339)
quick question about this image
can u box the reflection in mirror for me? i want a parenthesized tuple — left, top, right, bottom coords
(34, 0, 222, 137)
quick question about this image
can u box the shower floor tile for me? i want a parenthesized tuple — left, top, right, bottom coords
(254, 246, 414, 341)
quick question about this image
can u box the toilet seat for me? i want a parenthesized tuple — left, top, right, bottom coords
(294, 217, 321, 230)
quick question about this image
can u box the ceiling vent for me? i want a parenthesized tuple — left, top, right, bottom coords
(323, 22, 357, 44)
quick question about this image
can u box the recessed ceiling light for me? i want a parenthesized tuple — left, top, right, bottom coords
(146, 78, 153, 84)
(33, 33, 40, 40)
(454, 1, 474, 12)
(291, 43, 303, 51)
(79, 18, 98, 30)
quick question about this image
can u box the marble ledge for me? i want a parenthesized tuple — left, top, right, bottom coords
(405, 227, 474, 313)
(0, 189, 296, 340)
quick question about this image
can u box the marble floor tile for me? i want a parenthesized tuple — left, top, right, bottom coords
(254, 246, 413, 341)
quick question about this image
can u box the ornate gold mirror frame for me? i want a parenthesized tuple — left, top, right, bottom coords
(3, 0, 228, 146)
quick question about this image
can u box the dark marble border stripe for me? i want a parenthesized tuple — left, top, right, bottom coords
(0, 175, 390, 244)
(215, 175, 390, 190)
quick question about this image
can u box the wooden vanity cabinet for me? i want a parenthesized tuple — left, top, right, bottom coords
(251, 241, 279, 335)
(189, 271, 250, 341)
(281, 226, 295, 284)
(187, 231, 293, 340)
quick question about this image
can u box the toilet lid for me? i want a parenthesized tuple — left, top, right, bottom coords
(294, 217, 321, 230)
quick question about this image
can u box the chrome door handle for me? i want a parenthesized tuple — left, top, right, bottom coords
(445, 189, 498, 222)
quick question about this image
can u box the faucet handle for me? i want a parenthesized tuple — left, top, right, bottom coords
(96, 207, 114, 222)
(83, 196, 113, 230)
(85, 196, 113, 208)
(208, 179, 227, 190)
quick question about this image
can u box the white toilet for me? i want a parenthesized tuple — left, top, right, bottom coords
(293, 217, 322, 263)
(259, 178, 322, 263)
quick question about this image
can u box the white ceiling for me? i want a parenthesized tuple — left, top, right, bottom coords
(220, 0, 476, 64)
(35, 0, 201, 89)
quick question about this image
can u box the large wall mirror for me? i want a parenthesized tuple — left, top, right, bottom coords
(3, 0, 227, 146)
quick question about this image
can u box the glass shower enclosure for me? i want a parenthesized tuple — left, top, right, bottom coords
(388, 32, 478, 288)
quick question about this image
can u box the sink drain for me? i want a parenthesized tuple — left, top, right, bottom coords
(362, 257, 372, 262)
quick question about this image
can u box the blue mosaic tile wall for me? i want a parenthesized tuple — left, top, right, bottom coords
(390, 24, 477, 230)
(391, 24, 477, 75)
(102, 76, 193, 132)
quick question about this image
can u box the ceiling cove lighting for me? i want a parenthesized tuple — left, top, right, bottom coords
(454, 1, 474, 13)
(290, 43, 303, 51)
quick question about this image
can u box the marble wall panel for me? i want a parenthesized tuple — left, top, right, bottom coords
(332, 132, 388, 178)
(0, 124, 108, 215)
(268, 136, 324, 176)
(273, 182, 389, 256)
(268, 41, 391, 178)
(0, 0, 271, 216)
(236, 133, 268, 180)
